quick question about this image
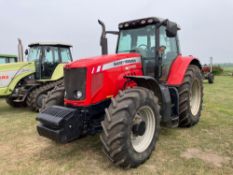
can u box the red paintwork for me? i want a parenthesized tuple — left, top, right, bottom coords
(202, 66, 211, 73)
(64, 53, 143, 107)
(166, 55, 200, 86)
(64, 53, 200, 107)
(65, 53, 140, 69)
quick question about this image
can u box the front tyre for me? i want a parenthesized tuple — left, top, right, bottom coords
(100, 87, 161, 168)
(41, 84, 65, 111)
(178, 65, 203, 127)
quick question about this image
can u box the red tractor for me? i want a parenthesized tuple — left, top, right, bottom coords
(37, 17, 203, 168)
(202, 64, 214, 84)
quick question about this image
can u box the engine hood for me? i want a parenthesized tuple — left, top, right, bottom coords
(0, 62, 34, 71)
(65, 53, 141, 69)
(0, 62, 35, 90)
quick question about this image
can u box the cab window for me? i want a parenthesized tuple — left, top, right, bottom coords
(118, 35, 131, 52)
(117, 25, 156, 58)
(54, 47, 59, 63)
(44, 47, 53, 63)
(160, 26, 178, 61)
(60, 48, 71, 62)
(159, 26, 178, 81)
(28, 47, 41, 61)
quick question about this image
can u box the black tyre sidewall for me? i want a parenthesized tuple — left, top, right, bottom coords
(100, 87, 161, 168)
(188, 70, 202, 123)
(178, 65, 203, 127)
(126, 96, 160, 165)
(208, 74, 214, 84)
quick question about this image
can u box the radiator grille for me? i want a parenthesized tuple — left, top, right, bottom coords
(64, 68, 86, 100)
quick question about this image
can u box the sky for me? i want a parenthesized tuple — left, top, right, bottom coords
(0, 0, 233, 64)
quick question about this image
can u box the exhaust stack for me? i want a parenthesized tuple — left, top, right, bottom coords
(98, 20, 119, 55)
(17, 38, 24, 62)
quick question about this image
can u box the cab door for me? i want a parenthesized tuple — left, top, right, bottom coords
(159, 26, 179, 82)
(41, 46, 60, 79)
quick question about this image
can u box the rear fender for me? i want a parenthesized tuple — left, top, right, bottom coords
(167, 55, 202, 86)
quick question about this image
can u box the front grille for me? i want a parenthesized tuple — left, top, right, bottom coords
(64, 68, 86, 100)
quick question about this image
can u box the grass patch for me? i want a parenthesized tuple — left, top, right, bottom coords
(0, 76, 232, 175)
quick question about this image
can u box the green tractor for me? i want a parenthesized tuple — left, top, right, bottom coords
(0, 54, 18, 64)
(0, 42, 73, 111)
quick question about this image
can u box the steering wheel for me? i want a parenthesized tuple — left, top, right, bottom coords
(137, 44, 148, 49)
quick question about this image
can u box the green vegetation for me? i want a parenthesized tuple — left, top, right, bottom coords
(223, 66, 233, 76)
(212, 66, 224, 75)
(0, 76, 232, 175)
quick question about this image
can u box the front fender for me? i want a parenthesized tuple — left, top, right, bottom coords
(0, 62, 35, 96)
(167, 55, 202, 86)
(125, 75, 162, 104)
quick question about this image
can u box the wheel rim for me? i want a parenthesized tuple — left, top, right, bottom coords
(131, 106, 155, 153)
(190, 79, 201, 116)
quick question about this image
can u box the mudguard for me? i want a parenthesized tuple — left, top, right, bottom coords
(0, 62, 35, 96)
(50, 63, 66, 81)
(167, 55, 202, 86)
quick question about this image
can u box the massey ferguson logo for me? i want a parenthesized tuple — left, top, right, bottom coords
(102, 57, 141, 71)
(91, 57, 141, 74)
(113, 59, 137, 66)
(0, 75, 9, 80)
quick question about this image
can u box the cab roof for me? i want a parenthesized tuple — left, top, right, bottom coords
(118, 16, 180, 30)
(28, 42, 72, 47)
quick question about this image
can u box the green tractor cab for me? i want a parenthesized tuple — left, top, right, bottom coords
(0, 42, 73, 111)
(0, 54, 18, 64)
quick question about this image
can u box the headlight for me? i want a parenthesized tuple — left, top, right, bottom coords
(75, 90, 83, 99)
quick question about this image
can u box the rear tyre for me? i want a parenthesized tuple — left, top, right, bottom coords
(100, 87, 161, 168)
(208, 73, 214, 84)
(178, 65, 203, 127)
(41, 84, 65, 111)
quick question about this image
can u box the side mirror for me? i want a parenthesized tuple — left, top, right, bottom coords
(166, 20, 178, 37)
(25, 49, 28, 55)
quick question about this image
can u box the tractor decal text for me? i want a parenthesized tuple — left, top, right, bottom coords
(0, 75, 9, 80)
(101, 57, 141, 72)
(0, 70, 17, 88)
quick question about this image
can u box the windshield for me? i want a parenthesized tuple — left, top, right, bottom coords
(117, 25, 156, 58)
(27, 47, 41, 61)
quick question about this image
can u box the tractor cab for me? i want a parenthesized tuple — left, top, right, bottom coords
(100, 17, 180, 82)
(26, 43, 73, 80)
(0, 54, 17, 64)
